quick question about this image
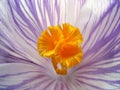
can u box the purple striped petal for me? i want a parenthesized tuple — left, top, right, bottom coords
(0, 0, 66, 65)
(69, 0, 120, 89)
(0, 63, 55, 90)
(0, 0, 120, 90)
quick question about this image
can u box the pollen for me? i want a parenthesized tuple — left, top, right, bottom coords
(37, 23, 83, 75)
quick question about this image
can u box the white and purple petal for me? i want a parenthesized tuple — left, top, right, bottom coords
(0, 0, 120, 90)
(0, 0, 66, 65)
(0, 63, 54, 90)
(70, 0, 120, 89)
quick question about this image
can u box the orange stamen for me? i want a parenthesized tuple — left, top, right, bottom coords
(37, 23, 83, 75)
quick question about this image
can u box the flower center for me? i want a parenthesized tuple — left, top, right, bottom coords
(37, 23, 83, 75)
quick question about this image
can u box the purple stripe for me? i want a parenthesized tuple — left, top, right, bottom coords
(81, 1, 120, 65)
(0, 70, 51, 89)
(83, 12, 93, 34)
(32, 77, 52, 89)
(83, 1, 117, 48)
(78, 24, 120, 70)
(76, 76, 120, 84)
(76, 79, 106, 90)
(102, 5, 119, 38)
(7, 0, 38, 40)
(4, 75, 46, 90)
(43, 0, 53, 25)
(0, 71, 39, 78)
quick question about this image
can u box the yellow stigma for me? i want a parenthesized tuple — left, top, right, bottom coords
(37, 23, 83, 75)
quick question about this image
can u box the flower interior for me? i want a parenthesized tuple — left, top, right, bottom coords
(37, 23, 83, 75)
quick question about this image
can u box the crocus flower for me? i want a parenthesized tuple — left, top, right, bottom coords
(0, 0, 120, 90)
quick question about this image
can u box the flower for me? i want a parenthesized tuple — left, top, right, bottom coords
(0, 0, 120, 90)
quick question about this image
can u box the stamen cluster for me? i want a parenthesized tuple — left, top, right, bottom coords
(37, 23, 83, 75)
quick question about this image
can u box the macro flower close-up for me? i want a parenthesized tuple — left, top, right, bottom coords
(0, 0, 120, 90)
